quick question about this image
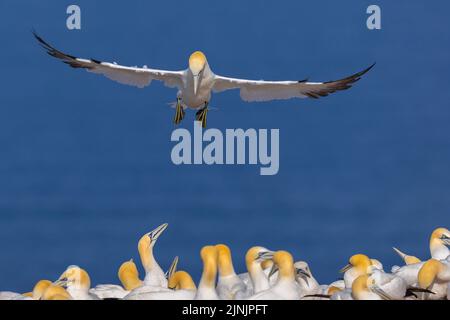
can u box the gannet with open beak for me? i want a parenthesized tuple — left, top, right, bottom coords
(195, 246, 220, 300)
(418, 259, 450, 300)
(34, 33, 374, 128)
(138, 223, 169, 288)
(215, 244, 246, 300)
(55, 265, 100, 300)
(248, 251, 301, 300)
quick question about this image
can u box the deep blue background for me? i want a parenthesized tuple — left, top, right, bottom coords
(0, 1, 449, 291)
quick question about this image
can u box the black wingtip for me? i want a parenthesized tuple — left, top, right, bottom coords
(32, 30, 51, 49)
(323, 62, 376, 85)
(362, 62, 376, 75)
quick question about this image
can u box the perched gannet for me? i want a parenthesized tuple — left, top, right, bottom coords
(393, 247, 422, 265)
(41, 285, 72, 300)
(368, 269, 408, 300)
(138, 223, 169, 288)
(392, 228, 449, 263)
(238, 247, 274, 296)
(34, 33, 374, 128)
(429, 228, 450, 260)
(248, 251, 301, 300)
(136, 271, 197, 300)
(55, 266, 99, 300)
(4, 280, 53, 301)
(124, 255, 179, 300)
(167, 271, 197, 299)
(119, 259, 144, 291)
(215, 244, 246, 300)
(293, 261, 323, 298)
(195, 246, 220, 300)
(351, 274, 388, 300)
(90, 259, 143, 299)
(31, 280, 53, 300)
(418, 259, 450, 300)
(340, 254, 373, 288)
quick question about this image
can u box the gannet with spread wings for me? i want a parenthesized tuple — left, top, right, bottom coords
(34, 32, 374, 128)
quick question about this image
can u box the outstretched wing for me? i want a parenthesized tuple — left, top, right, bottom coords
(212, 64, 374, 102)
(34, 32, 185, 89)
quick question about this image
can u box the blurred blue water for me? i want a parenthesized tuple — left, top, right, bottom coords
(0, 1, 449, 291)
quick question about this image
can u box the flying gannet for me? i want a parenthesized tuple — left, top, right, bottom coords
(33, 32, 374, 128)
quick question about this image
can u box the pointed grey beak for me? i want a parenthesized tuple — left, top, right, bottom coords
(441, 235, 450, 246)
(296, 268, 311, 285)
(193, 75, 199, 95)
(54, 278, 68, 287)
(147, 223, 168, 242)
(256, 251, 275, 262)
(165, 256, 179, 280)
(268, 264, 279, 279)
(340, 264, 352, 273)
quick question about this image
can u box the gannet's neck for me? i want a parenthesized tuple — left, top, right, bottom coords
(32, 280, 52, 300)
(248, 262, 270, 293)
(199, 258, 217, 289)
(139, 240, 167, 287)
(170, 271, 196, 291)
(430, 239, 449, 260)
(124, 277, 143, 291)
(216, 244, 237, 277)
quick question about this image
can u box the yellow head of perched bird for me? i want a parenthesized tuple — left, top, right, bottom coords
(418, 259, 446, 289)
(31, 280, 53, 300)
(168, 271, 196, 291)
(215, 244, 236, 277)
(269, 250, 296, 280)
(118, 259, 143, 291)
(41, 285, 72, 300)
(341, 254, 372, 273)
(429, 227, 450, 260)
